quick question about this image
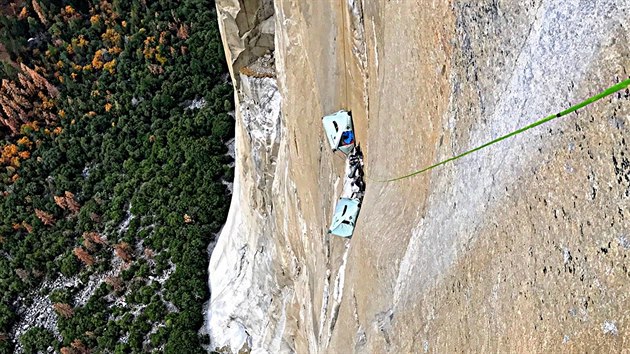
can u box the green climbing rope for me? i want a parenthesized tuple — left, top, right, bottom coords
(375, 78, 630, 183)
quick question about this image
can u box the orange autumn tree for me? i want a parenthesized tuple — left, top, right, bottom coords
(82, 231, 105, 251)
(21, 221, 32, 233)
(73, 247, 95, 266)
(82, 237, 95, 252)
(0, 144, 19, 167)
(0, 63, 58, 134)
(0, 136, 36, 183)
(91, 50, 104, 69)
(34, 209, 55, 226)
(104, 276, 123, 292)
(53, 303, 74, 319)
(31, 0, 47, 25)
(177, 23, 189, 39)
(114, 242, 133, 263)
(60, 339, 89, 354)
(18, 7, 28, 20)
(53, 195, 67, 209)
(0, 128, 39, 184)
(54, 191, 81, 214)
(71, 339, 89, 354)
(89, 14, 100, 26)
(65, 191, 80, 213)
(63, 5, 75, 16)
(83, 231, 106, 246)
(17, 136, 32, 149)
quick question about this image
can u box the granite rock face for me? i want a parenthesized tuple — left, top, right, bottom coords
(210, 0, 630, 352)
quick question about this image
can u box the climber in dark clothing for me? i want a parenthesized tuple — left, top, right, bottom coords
(341, 131, 354, 146)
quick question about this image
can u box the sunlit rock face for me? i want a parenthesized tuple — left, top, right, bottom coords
(209, 0, 630, 352)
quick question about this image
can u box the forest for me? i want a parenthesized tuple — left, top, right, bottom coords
(0, 0, 233, 352)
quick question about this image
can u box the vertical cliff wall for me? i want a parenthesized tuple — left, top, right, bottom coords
(210, 0, 630, 353)
(208, 1, 283, 352)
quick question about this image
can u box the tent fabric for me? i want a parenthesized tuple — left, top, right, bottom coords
(329, 198, 360, 238)
(322, 110, 354, 154)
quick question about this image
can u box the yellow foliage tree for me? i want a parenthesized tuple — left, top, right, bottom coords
(0, 144, 18, 164)
(77, 35, 88, 48)
(103, 59, 117, 74)
(102, 28, 121, 47)
(18, 7, 28, 20)
(155, 52, 167, 66)
(17, 137, 32, 149)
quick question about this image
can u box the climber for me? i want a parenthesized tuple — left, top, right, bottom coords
(341, 131, 354, 146)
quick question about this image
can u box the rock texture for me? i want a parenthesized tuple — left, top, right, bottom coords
(209, 0, 630, 353)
